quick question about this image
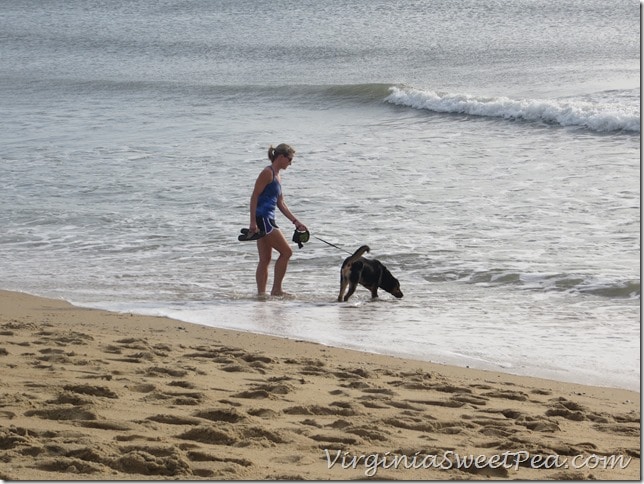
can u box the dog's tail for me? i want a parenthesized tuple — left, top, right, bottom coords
(346, 245, 370, 264)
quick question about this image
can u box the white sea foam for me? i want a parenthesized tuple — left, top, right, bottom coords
(385, 86, 640, 133)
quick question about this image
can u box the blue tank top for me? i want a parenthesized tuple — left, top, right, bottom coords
(256, 167, 281, 219)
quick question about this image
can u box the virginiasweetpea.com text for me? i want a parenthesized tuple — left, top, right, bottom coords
(324, 449, 632, 477)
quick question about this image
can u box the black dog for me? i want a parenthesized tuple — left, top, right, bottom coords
(338, 245, 403, 302)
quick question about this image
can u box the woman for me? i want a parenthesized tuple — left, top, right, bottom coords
(249, 143, 307, 296)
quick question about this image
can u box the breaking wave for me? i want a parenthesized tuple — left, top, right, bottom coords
(385, 86, 640, 133)
(424, 268, 640, 300)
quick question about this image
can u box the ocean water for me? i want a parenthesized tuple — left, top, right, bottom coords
(1, 0, 640, 390)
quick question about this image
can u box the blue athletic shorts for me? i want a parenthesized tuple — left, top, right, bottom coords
(256, 215, 278, 235)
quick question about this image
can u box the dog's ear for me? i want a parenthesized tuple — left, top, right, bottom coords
(380, 267, 399, 287)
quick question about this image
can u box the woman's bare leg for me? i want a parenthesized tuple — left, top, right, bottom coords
(265, 230, 293, 296)
(256, 238, 272, 295)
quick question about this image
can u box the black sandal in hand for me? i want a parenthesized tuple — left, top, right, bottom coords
(238, 228, 266, 241)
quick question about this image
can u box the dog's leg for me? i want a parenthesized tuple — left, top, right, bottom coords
(338, 276, 348, 302)
(343, 282, 358, 302)
(343, 268, 361, 301)
(370, 264, 385, 298)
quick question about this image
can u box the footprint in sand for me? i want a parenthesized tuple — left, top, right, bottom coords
(79, 420, 133, 431)
(35, 457, 104, 475)
(146, 414, 203, 426)
(46, 392, 94, 406)
(341, 425, 389, 443)
(35, 330, 95, 346)
(481, 389, 529, 401)
(143, 390, 205, 406)
(129, 383, 156, 393)
(232, 380, 294, 400)
(113, 338, 150, 350)
(247, 408, 279, 419)
(24, 406, 98, 421)
(63, 384, 118, 399)
(186, 450, 252, 468)
(283, 402, 360, 417)
(176, 426, 237, 445)
(194, 408, 246, 424)
(308, 433, 361, 447)
(144, 366, 188, 378)
(109, 446, 191, 477)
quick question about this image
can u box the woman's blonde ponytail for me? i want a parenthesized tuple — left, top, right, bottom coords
(267, 143, 294, 162)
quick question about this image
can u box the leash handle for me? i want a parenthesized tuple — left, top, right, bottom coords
(311, 234, 353, 254)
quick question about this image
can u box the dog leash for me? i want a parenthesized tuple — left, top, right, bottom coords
(311, 234, 353, 255)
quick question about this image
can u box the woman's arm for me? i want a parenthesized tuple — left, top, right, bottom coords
(277, 194, 307, 231)
(249, 168, 272, 231)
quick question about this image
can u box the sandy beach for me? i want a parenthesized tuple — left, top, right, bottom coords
(0, 289, 639, 480)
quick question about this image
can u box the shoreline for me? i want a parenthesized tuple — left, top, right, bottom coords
(0, 289, 639, 480)
(78, 298, 640, 393)
(65, 292, 639, 393)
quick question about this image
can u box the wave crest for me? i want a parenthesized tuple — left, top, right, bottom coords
(424, 268, 640, 300)
(385, 86, 640, 133)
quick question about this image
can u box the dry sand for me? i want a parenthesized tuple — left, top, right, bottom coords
(0, 289, 639, 480)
